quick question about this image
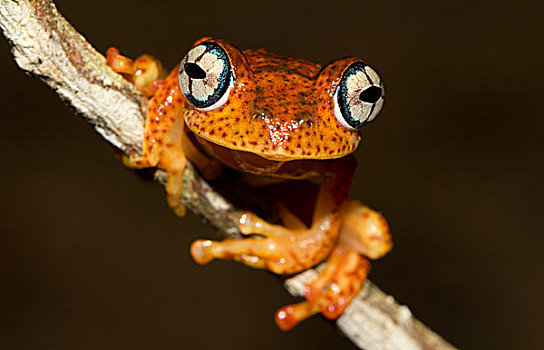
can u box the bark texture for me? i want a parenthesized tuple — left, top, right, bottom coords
(0, 1, 456, 349)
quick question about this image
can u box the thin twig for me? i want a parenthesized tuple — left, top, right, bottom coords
(0, 1, 456, 349)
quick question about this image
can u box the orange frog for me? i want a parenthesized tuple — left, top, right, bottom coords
(107, 38, 392, 330)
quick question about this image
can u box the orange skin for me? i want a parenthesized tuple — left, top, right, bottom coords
(107, 38, 392, 330)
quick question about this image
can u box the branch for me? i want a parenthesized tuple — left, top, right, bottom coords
(0, 1, 456, 349)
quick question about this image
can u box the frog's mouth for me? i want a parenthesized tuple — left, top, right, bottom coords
(184, 113, 361, 163)
(188, 131, 334, 180)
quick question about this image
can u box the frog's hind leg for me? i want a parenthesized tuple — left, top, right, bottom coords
(275, 200, 392, 330)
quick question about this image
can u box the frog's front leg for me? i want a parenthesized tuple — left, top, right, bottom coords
(107, 48, 188, 216)
(132, 68, 188, 216)
(190, 157, 356, 274)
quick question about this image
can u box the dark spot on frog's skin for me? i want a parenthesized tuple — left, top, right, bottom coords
(254, 86, 266, 102)
(209, 129, 215, 135)
(222, 132, 227, 138)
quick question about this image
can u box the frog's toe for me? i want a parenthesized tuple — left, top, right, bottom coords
(170, 203, 186, 217)
(239, 212, 295, 238)
(122, 155, 149, 169)
(190, 240, 215, 265)
(238, 212, 266, 235)
(106, 47, 135, 75)
(275, 301, 320, 331)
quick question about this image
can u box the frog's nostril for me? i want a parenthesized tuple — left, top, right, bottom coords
(184, 63, 206, 79)
(359, 86, 382, 103)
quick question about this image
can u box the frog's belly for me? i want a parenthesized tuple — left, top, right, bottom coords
(191, 132, 323, 180)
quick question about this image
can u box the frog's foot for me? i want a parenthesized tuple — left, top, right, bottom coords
(190, 211, 299, 270)
(191, 238, 276, 269)
(106, 47, 166, 97)
(190, 211, 336, 274)
(275, 246, 370, 331)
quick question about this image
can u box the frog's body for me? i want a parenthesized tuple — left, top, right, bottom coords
(107, 38, 392, 330)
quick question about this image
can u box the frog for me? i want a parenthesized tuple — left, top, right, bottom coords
(106, 37, 392, 330)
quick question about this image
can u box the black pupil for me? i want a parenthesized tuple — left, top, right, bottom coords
(184, 63, 206, 79)
(359, 86, 382, 103)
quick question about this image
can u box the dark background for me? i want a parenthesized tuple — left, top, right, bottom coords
(1, 0, 542, 349)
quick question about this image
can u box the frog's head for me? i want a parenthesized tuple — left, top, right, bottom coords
(180, 38, 384, 161)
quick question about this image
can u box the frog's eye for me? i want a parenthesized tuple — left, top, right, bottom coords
(179, 42, 233, 111)
(333, 62, 384, 130)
